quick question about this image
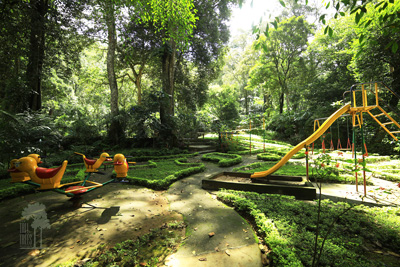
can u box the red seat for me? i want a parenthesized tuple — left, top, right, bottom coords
(36, 166, 62, 179)
(84, 158, 97, 166)
(65, 186, 88, 195)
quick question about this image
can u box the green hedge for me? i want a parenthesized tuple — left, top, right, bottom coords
(201, 152, 242, 167)
(217, 190, 302, 266)
(257, 153, 281, 161)
(217, 190, 400, 267)
(125, 158, 205, 190)
(131, 152, 199, 162)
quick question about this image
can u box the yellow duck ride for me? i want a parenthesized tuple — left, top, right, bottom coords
(113, 153, 135, 178)
(75, 152, 112, 172)
(8, 154, 44, 183)
(13, 156, 68, 190)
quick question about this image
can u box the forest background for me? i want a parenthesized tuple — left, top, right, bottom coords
(1, 0, 399, 168)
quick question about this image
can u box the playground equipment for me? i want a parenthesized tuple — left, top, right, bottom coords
(113, 153, 135, 178)
(11, 156, 68, 190)
(203, 82, 400, 198)
(74, 152, 112, 172)
(9, 154, 43, 183)
(8, 152, 131, 203)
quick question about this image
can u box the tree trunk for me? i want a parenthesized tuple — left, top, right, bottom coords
(161, 40, 176, 117)
(159, 40, 178, 146)
(279, 92, 284, 114)
(26, 0, 47, 111)
(105, 0, 122, 144)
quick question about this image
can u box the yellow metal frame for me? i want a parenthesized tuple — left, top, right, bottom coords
(62, 180, 103, 193)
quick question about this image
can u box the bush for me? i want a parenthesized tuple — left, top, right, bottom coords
(201, 152, 242, 167)
(257, 153, 282, 161)
(218, 190, 400, 267)
(125, 158, 205, 190)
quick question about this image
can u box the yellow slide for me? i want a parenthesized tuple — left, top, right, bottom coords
(251, 104, 351, 178)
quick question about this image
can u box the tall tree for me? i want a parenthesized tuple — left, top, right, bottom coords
(350, 2, 400, 106)
(102, 0, 122, 144)
(255, 16, 312, 113)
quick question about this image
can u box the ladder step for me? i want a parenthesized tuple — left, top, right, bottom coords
(390, 131, 400, 134)
(374, 113, 386, 117)
(383, 122, 394, 125)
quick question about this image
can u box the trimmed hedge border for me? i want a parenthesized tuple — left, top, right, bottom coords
(131, 152, 199, 162)
(217, 190, 302, 266)
(125, 158, 205, 190)
(257, 153, 281, 161)
(228, 149, 264, 155)
(202, 152, 242, 167)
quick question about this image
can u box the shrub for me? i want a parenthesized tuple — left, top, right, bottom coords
(125, 158, 205, 190)
(217, 190, 400, 267)
(201, 152, 242, 167)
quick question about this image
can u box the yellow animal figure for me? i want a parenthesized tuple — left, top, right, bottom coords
(8, 154, 43, 183)
(113, 154, 129, 178)
(76, 152, 111, 172)
(14, 157, 68, 190)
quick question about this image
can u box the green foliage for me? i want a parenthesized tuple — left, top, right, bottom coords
(218, 190, 400, 267)
(256, 146, 306, 161)
(85, 222, 185, 267)
(234, 160, 370, 185)
(257, 153, 282, 161)
(0, 110, 62, 165)
(125, 158, 205, 190)
(201, 152, 242, 167)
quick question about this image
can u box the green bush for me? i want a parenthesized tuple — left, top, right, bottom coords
(257, 153, 282, 161)
(201, 152, 242, 167)
(126, 158, 205, 190)
(218, 190, 400, 267)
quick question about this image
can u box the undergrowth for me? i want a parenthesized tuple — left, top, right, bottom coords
(217, 190, 400, 267)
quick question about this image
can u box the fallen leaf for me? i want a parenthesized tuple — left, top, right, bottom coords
(208, 232, 215, 237)
(243, 229, 248, 233)
(76, 240, 81, 243)
(70, 246, 74, 249)
(225, 250, 231, 256)
(215, 247, 220, 252)
(28, 249, 40, 256)
(198, 258, 207, 261)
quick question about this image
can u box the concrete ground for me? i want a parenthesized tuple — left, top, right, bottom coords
(165, 155, 264, 267)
